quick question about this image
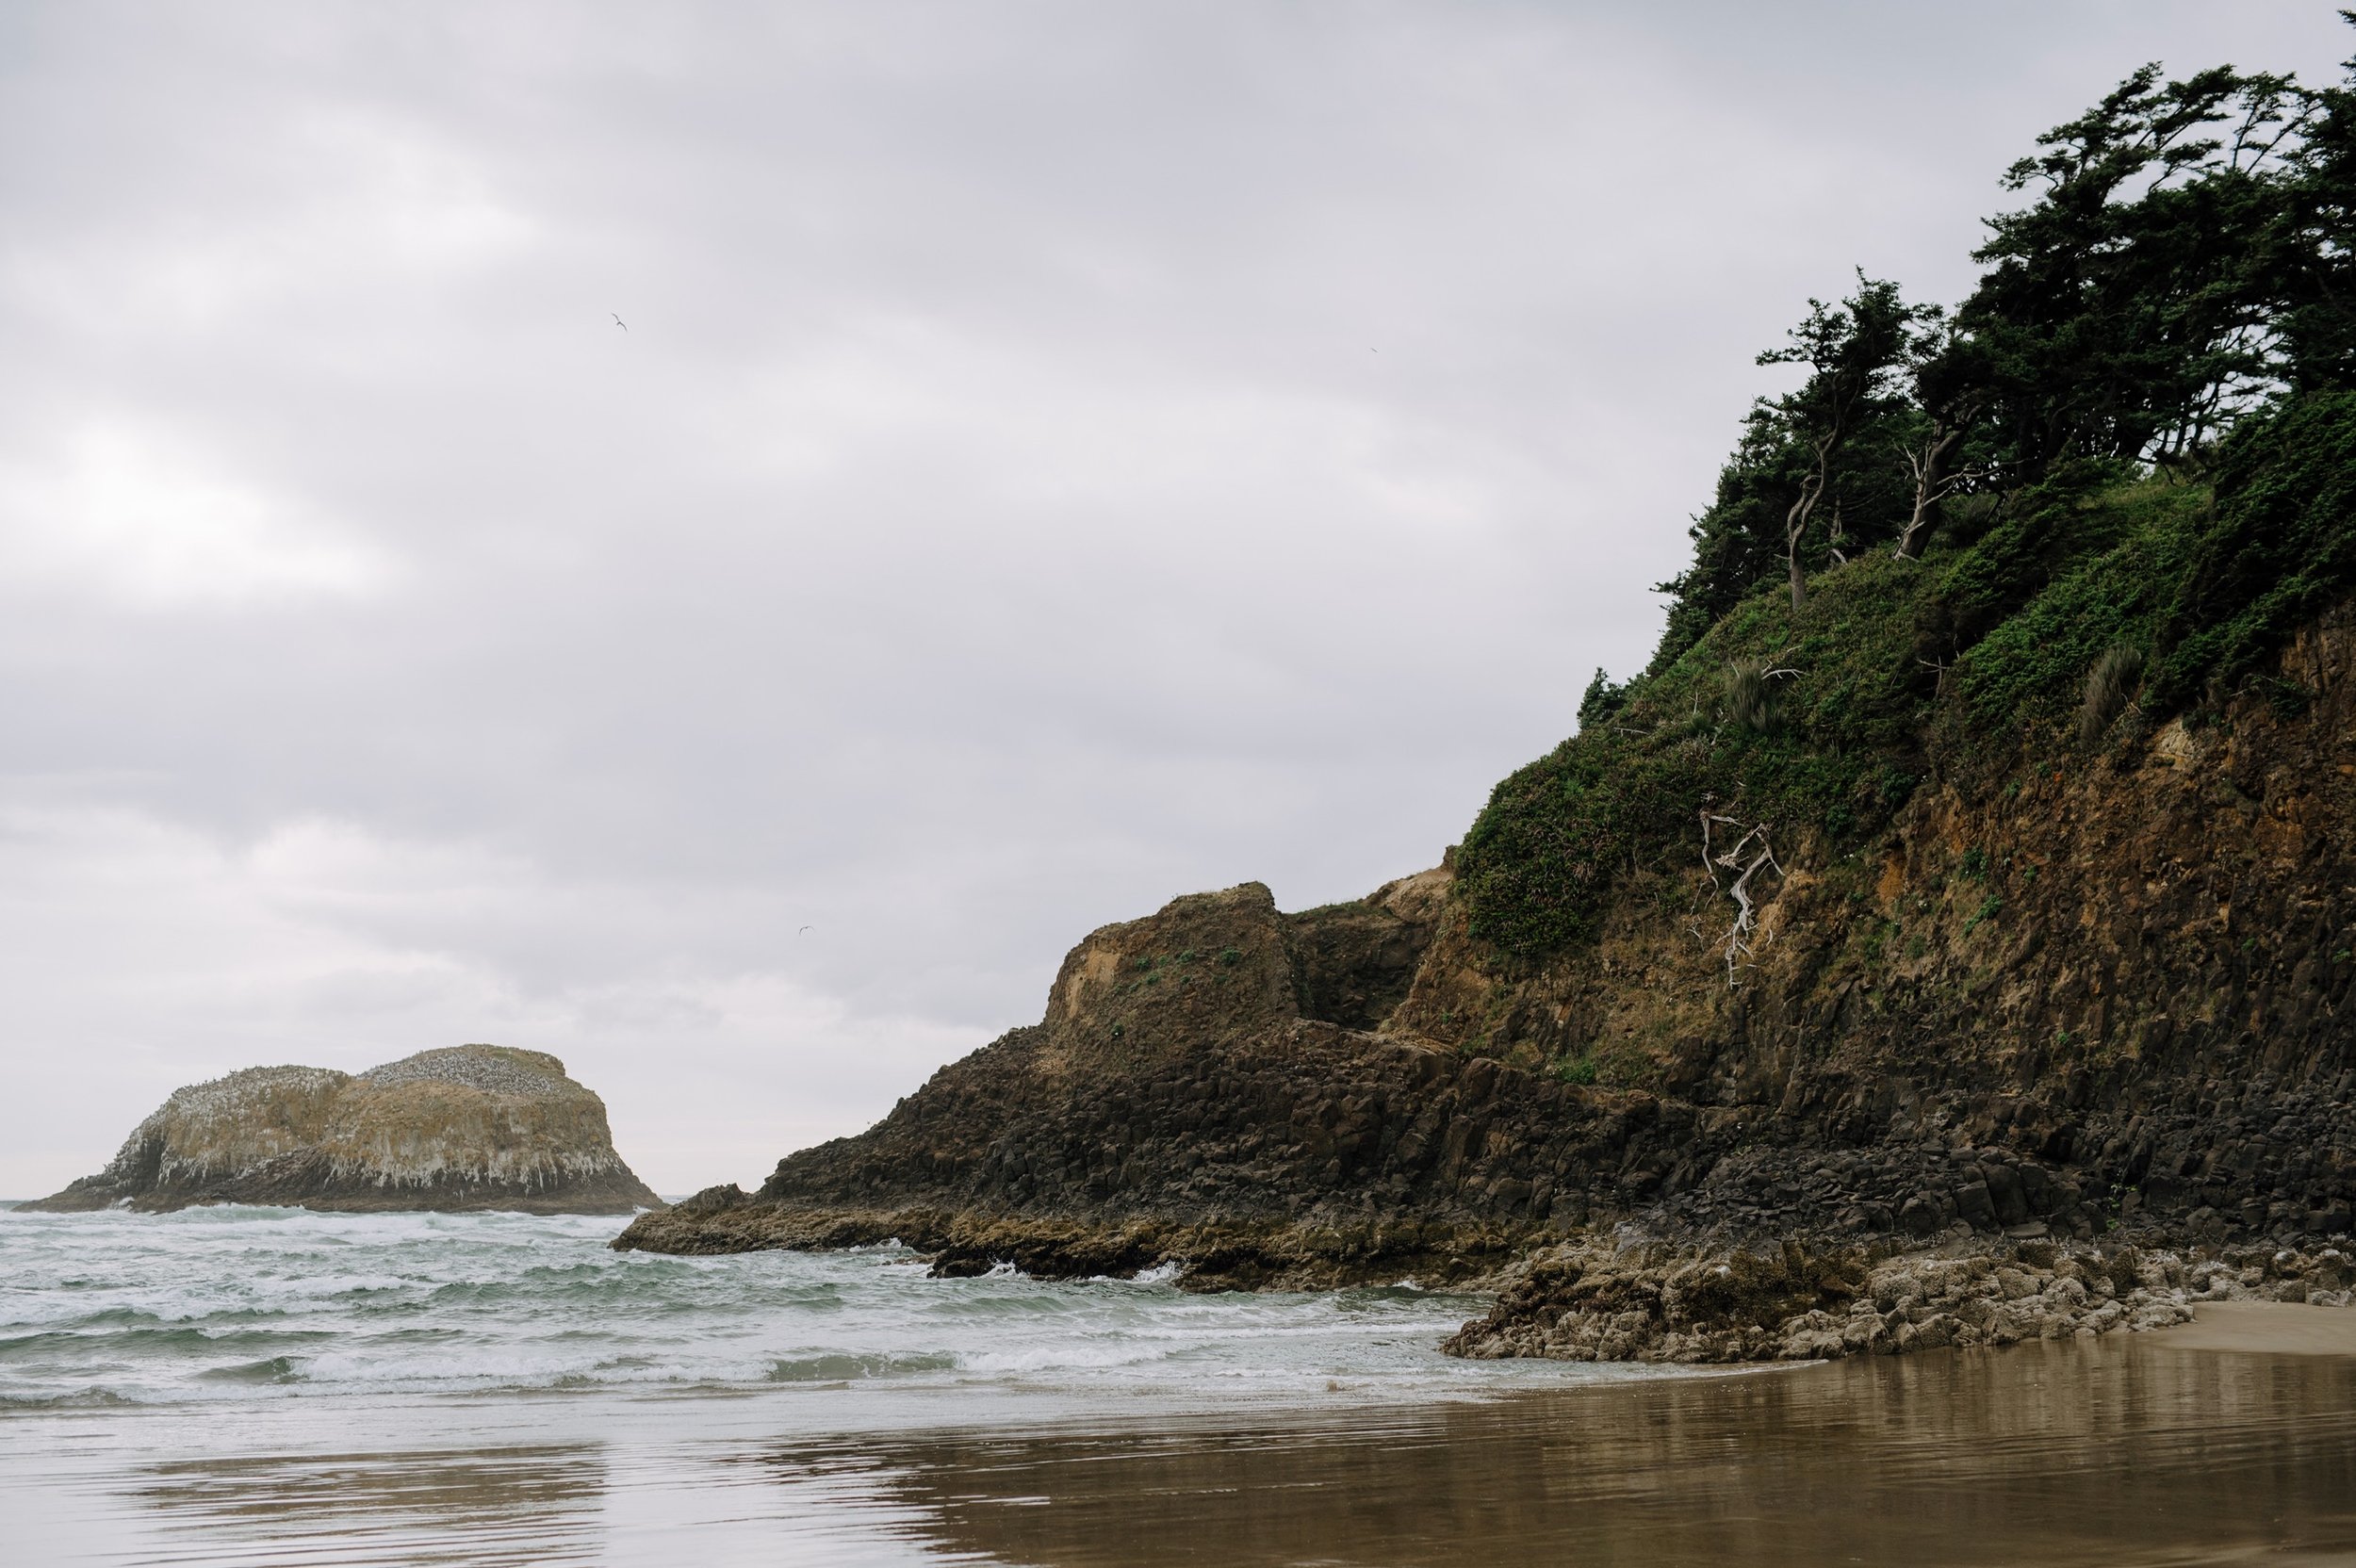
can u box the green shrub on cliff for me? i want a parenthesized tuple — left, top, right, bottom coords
(1463, 550, 1934, 960)
(1461, 26, 2356, 965)
(1955, 390, 2356, 739)
(1465, 392, 2356, 964)
(2148, 391, 2356, 701)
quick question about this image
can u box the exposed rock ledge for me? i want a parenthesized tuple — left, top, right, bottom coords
(22, 1044, 662, 1215)
(611, 622, 2356, 1364)
(1445, 1236, 2353, 1364)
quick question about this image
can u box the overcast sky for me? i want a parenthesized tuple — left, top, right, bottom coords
(1, 2, 2347, 1198)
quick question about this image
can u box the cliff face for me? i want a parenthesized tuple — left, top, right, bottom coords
(615, 402, 2356, 1339)
(26, 1045, 662, 1215)
(616, 602, 2356, 1281)
(1390, 604, 2356, 1245)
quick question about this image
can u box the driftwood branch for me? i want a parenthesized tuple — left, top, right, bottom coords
(1699, 810, 1784, 988)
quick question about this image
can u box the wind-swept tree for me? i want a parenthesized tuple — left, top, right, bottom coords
(2277, 27, 2356, 387)
(1648, 277, 1928, 661)
(1959, 63, 2309, 477)
(1891, 316, 1999, 559)
(1756, 274, 1927, 609)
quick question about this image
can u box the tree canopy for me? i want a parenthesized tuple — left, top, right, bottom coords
(1644, 32, 2356, 677)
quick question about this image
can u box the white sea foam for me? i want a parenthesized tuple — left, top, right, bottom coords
(0, 1204, 1662, 1412)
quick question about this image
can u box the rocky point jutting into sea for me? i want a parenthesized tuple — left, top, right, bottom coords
(25, 1044, 661, 1215)
(619, 399, 2356, 1364)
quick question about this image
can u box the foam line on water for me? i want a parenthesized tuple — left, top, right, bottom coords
(0, 1207, 1658, 1410)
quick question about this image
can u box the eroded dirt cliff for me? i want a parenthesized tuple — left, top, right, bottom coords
(1396, 606, 2356, 1248)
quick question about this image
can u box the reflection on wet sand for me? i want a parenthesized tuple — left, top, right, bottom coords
(130, 1444, 607, 1567)
(97, 1330, 2356, 1567)
(754, 1336, 2356, 1567)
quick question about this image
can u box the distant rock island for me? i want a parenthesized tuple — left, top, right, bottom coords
(25, 1045, 662, 1215)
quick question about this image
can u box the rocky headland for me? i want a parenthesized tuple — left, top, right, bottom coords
(26, 1044, 661, 1215)
(618, 65, 2356, 1363)
(615, 467, 2356, 1362)
(614, 662, 2356, 1348)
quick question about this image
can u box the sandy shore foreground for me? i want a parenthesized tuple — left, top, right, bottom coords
(2161, 1298, 2356, 1356)
(12, 1315, 2356, 1567)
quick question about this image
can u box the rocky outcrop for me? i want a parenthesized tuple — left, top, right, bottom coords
(614, 610, 2356, 1364)
(616, 876, 1488, 1258)
(624, 1188, 1543, 1292)
(1446, 1236, 2353, 1364)
(25, 1045, 661, 1215)
(1383, 609, 2356, 1250)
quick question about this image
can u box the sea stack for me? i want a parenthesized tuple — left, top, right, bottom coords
(23, 1044, 662, 1215)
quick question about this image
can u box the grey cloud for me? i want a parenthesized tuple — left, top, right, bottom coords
(1, 0, 2347, 1192)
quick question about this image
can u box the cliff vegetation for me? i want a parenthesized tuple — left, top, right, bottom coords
(618, 46, 2356, 1358)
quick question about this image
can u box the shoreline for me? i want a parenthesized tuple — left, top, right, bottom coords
(615, 1194, 2356, 1367)
(10, 1307, 2356, 1568)
(2155, 1297, 2356, 1355)
(17, 1196, 2354, 1372)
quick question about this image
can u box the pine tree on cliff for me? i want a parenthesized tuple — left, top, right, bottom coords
(1652, 57, 2318, 671)
(1652, 277, 1928, 648)
(1759, 275, 1930, 610)
(2276, 27, 2356, 389)
(1891, 313, 1999, 561)
(1956, 62, 2307, 478)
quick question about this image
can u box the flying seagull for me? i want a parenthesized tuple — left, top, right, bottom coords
(612, 313, 628, 331)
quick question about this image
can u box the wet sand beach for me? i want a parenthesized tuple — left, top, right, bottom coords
(2151, 1299, 2356, 1357)
(9, 1302, 2356, 1567)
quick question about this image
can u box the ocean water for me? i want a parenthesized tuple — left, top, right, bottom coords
(0, 1204, 1634, 1412)
(0, 1202, 1679, 1565)
(9, 1205, 2356, 1567)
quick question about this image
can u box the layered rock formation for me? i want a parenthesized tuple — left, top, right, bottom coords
(26, 1045, 661, 1214)
(615, 608, 2356, 1363)
(1444, 1236, 2355, 1364)
(609, 375, 2356, 1360)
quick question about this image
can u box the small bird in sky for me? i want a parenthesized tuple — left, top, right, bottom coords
(798, 924, 813, 935)
(612, 313, 628, 331)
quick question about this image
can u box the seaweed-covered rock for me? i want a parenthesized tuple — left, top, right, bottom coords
(25, 1045, 661, 1215)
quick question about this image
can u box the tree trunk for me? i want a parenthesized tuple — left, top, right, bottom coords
(1895, 422, 1964, 561)
(1894, 486, 1937, 560)
(1784, 446, 1831, 612)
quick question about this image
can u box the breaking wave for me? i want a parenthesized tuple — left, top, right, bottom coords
(0, 1204, 1605, 1410)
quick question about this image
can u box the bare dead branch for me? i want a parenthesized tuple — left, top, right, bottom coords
(1698, 809, 1783, 988)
